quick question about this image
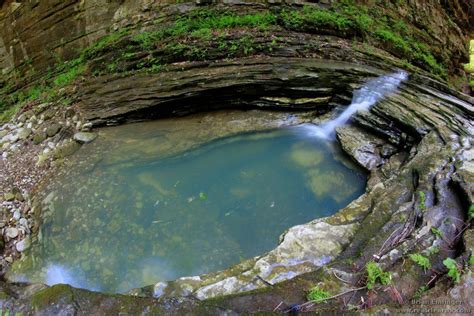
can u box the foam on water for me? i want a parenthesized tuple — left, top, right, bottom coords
(302, 71, 408, 139)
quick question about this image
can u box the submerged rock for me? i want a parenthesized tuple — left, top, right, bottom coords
(53, 140, 81, 159)
(16, 237, 31, 252)
(73, 132, 97, 144)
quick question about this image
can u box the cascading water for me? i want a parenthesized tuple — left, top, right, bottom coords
(302, 71, 408, 139)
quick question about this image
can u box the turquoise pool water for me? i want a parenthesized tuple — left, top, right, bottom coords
(11, 125, 366, 293)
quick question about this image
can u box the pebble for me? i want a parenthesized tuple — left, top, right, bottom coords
(19, 218, 28, 227)
(16, 237, 31, 252)
(3, 192, 15, 201)
(17, 128, 32, 140)
(13, 210, 21, 221)
(5, 227, 19, 239)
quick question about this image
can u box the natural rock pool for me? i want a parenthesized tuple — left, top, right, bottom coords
(9, 113, 366, 293)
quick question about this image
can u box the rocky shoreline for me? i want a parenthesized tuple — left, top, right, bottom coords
(0, 61, 472, 314)
(0, 102, 97, 277)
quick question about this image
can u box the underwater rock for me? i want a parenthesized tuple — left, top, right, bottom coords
(53, 140, 81, 159)
(73, 132, 97, 144)
(289, 143, 324, 168)
(16, 237, 31, 252)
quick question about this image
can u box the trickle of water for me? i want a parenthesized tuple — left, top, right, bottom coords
(302, 71, 408, 139)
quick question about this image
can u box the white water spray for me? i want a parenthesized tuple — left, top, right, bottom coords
(303, 71, 408, 139)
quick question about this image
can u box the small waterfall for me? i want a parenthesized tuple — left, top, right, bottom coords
(303, 71, 408, 139)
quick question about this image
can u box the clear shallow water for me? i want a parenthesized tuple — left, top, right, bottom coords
(11, 126, 366, 293)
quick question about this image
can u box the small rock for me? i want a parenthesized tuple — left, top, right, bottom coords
(9, 134, 19, 143)
(5, 256, 13, 263)
(81, 122, 93, 131)
(12, 210, 21, 221)
(0, 130, 8, 138)
(64, 108, 75, 118)
(46, 124, 62, 137)
(53, 140, 81, 159)
(15, 192, 24, 202)
(16, 236, 31, 252)
(3, 192, 15, 201)
(33, 131, 47, 145)
(73, 132, 97, 144)
(5, 227, 19, 239)
(17, 128, 32, 140)
(19, 218, 28, 227)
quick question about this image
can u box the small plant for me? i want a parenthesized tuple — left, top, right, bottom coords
(366, 261, 391, 289)
(306, 285, 332, 303)
(443, 258, 461, 284)
(469, 254, 474, 266)
(418, 191, 426, 211)
(428, 245, 440, 255)
(409, 253, 431, 272)
(468, 204, 474, 220)
(413, 285, 428, 299)
(431, 227, 443, 238)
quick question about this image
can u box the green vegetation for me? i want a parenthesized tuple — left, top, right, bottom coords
(409, 253, 431, 272)
(413, 285, 428, 299)
(280, 6, 354, 35)
(431, 227, 443, 238)
(365, 261, 391, 290)
(306, 285, 332, 303)
(418, 191, 426, 211)
(468, 204, 474, 220)
(132, 10, 275, 49)
(443, 258, 461, 284)
(469, 254, 474, 266)
(428, 245, 440, 255)
(0, 3, 449, 121)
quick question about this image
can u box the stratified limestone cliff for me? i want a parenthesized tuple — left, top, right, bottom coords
(0, 0, 472, 82)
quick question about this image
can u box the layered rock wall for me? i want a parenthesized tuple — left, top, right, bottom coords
(0, 0, 472, 81)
